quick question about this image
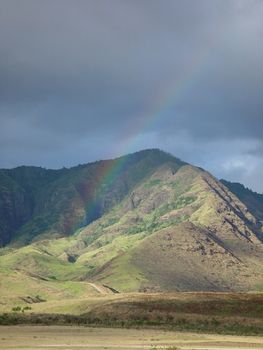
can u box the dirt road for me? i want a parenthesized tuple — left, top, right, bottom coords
(87, 283, 110, 294)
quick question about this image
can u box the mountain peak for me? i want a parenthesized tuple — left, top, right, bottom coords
(1, 150, 263, 293)
(0, 149, 184, 246)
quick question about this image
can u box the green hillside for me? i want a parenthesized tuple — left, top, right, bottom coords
(0, 149, 263, 313)
(0, 150, 263, 309)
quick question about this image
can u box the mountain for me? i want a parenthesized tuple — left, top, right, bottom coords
(0, 149, 180, 246)
(0, 149, 263, 308)
(221, 180, 263, 221)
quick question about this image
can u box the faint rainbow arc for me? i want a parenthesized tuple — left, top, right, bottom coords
(85, 48, 211, 221)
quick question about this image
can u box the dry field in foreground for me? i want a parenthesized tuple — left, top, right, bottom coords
(1, 293, 263, 336)
(1, 325, 263, 350)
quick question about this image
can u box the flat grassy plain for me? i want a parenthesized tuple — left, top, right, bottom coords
(1, 292, 263, 336)
(1, 325, 263, 350)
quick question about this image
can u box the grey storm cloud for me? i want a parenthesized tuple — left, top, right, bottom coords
(0, 0, 263, 191)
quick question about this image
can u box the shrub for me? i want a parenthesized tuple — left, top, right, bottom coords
(12, 306, 21, 312)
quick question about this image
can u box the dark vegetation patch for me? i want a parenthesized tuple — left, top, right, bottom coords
(0, 149, 181, 246)
(221, 180, 263, 221)
(19, 295, 46, 304)
(1, 312, 263, 336)
(1, 293, 263, 336)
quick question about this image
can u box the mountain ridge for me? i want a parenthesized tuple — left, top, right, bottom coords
(0, 149, 184, 246)
(0, 149, 263, 301)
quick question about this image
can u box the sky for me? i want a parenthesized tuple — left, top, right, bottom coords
(0, 0, 263, 192)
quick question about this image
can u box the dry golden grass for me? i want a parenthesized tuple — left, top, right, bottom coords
(1, 292, 263, 336)
(1, 325, 263, 350)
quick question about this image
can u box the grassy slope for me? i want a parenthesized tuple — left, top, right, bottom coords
(1, 161, 263, 303)
(124, 169, 258, 289)
(73, 164, 263, 292)
(0, 265, 100, 313)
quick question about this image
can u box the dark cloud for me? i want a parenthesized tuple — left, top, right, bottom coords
(0, 0, 263, 192)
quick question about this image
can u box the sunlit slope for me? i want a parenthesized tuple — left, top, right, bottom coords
(77, 164, 263, 292)
(1, 160, 263, 296)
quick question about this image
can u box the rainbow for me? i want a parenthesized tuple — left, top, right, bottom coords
(85, 46, 212, 221)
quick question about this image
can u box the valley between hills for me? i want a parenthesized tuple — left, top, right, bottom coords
(1, 149, 263, 334)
